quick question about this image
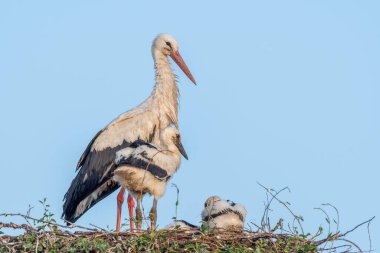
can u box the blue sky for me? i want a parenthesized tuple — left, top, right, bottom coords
(1, 0, 379, 249)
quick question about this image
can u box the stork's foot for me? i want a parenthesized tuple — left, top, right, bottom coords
(149, 199, 158, 231)
(135, 213, 142, 231)
(149, 212, 156, 231)
(116, 187, 126, 232)
(135, 197, 143, 232)
(127, 194, 135, 232)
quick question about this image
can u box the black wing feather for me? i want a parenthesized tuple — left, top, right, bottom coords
(128, 139, 156, 149)
(63, 123, 158, 223)
(203, 208, 244, 222)
(116, 142, 169, 180)
(174, 220, 198, 228)
(62, 139, 130, 223)
(76, 129, 104, 170)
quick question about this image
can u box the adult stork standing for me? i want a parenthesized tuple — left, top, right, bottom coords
(62, 34, 196, 232)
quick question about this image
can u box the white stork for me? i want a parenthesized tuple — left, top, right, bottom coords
(201, 196, 247, 232)
(62, 34, 196, 232)
(166, 220, 199, 231)
(112, 126, 188, 230)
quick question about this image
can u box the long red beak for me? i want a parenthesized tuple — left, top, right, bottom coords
(170, 51, 197, 85)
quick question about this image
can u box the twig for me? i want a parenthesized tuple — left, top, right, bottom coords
(89, 223, 108, 232)
(1, 212, 99, 233)
(0, 221, 36, 232)
(367, 218, 372, 253)
(337, 238, 363, 253)
(314, 206, 332, 249)
(341, 216, 375, 237)
(258, 183, 305, 234)
(171, 183, 180, 220)
(260, 185, 289, 231)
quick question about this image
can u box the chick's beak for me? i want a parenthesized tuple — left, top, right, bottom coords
(174, 138, 188, 160)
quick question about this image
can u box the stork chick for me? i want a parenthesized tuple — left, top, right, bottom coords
(201, 196, 247, 232)
(166, 220, 199, 232)
(113, 126, 188, 230)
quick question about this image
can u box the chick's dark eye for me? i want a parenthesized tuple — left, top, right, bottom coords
(165, 41, 172, 50)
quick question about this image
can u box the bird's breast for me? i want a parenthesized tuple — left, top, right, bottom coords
(113, 166, 167, 199)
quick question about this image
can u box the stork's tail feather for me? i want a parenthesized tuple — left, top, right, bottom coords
(62, 179, 119, 224)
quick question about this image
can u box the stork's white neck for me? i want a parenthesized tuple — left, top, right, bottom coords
(151, 50, 179, 127)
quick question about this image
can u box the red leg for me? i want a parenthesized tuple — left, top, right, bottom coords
(127, 193, 135, 232)
(116, 187, 125, 232)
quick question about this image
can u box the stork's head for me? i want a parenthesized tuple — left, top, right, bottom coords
(152, 34, 196, 85)
(161, 127, 188, 160)
(204, 196, 222, 207)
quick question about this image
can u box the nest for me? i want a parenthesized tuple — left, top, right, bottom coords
(0, 217, 373, 253)
(0, 186, 374, 252)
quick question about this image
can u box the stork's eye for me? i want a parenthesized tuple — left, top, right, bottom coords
(165, 41, 173, 50)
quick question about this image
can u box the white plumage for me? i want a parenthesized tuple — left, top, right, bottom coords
(62, 34, 196, 232)
(201, 196, 247, 232)
(91, 34, 195, 152)
(113, 126, 187, 199)
(166, 220, 199, 231)
(112, 126, 187, 230)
